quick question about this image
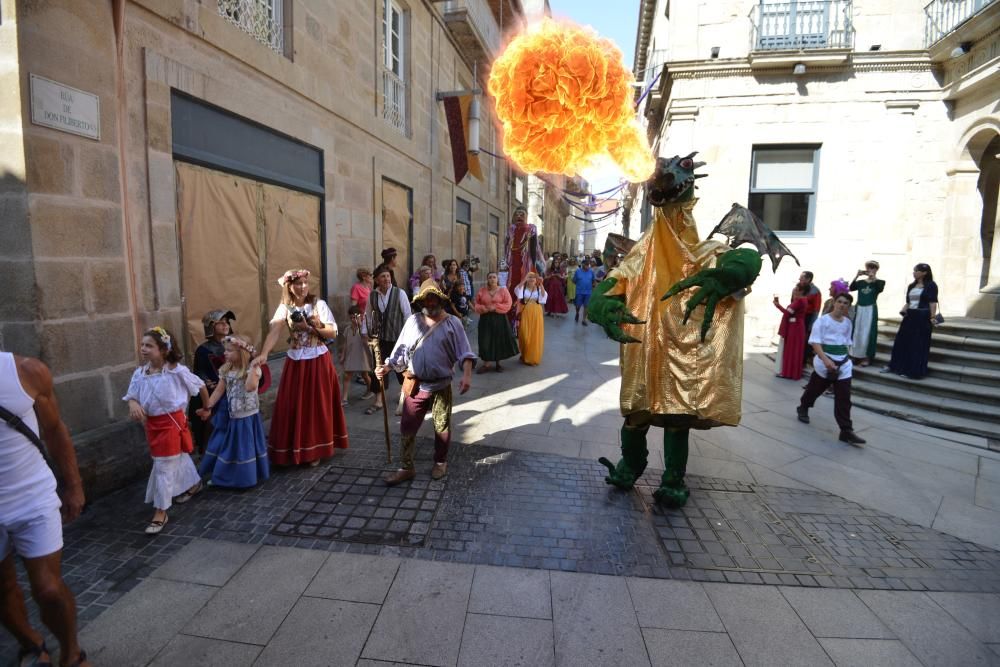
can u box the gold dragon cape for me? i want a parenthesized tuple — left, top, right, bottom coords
(606, 200, 745, 429)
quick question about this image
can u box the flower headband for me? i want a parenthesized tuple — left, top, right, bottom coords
(223, 336, 257, 356)
(150, 326, 172, 351)
(278, 269, 310, 288)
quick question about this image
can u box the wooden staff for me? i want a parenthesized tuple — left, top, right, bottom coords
(366, 311, 392, 463)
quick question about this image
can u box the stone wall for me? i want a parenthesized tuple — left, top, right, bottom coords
(5, 0, 519, 499)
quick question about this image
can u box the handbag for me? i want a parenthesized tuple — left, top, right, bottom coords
(399, 318, 446, 398)
(933, 313, 945, 325)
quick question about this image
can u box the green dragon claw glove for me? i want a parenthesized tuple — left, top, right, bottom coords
(589, 277, 645, 344)
(661, 248, 763, 341)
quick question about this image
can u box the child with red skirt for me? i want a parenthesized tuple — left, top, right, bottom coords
(255, 269, 349, 466)
(124, 327, 207, 535)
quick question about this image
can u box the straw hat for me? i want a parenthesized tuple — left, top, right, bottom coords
(412, 279, 449, 308)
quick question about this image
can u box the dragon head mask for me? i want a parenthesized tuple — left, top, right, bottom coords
(646, 153, 707, 206)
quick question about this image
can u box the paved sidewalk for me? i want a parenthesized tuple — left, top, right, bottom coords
(78, 538, 1000, 666)
(6, 313, 1000, 665)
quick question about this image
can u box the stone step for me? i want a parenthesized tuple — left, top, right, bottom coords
(874, 337, 1000, 370)
(881, 316, 1000, 341)
(851, 395, 999, 442)
(849, 376, 1000, 425)
(876, 324, 1000, 355)
(864, 359, 1000, 387)
(852, 364, 1000, 406)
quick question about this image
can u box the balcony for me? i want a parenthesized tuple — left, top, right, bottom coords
(382, 69, 407, 136)
(218, 0, 284, 55)
(750, 0, 854, 51)
(439, 0, 501, 68)
(925, 0, 998, 47)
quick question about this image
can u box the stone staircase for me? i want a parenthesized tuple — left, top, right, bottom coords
(850, 317, 1000, 440)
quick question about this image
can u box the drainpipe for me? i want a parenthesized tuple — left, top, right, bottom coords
(112, 0, 142, 344)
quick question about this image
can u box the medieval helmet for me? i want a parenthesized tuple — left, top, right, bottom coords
(202, 309, 236, 338)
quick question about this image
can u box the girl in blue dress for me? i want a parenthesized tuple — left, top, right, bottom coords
(197, 335, 270, 488)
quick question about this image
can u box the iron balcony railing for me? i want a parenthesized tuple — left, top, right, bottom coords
(218, 0, 284, 54)
(750, 0, 854, 51)
(441, 0, 501, 55)
(924, 0, 996, 46)
(382, 69, 407, 135)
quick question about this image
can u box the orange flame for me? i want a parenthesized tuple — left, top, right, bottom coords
(488, 18, 655, 183)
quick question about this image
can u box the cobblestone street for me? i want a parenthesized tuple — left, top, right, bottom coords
(5, 316, 1000, 665)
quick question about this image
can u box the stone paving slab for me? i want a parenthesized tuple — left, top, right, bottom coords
(626, 579, 725, 632)
(468, 565, 552, 619)
(777, 587, 895, 639)
(304, 551, 401, 605)
(641, 628, 743, 667)
(816, 638, 923, 667)
(254, 597, 379, 667)
(457, 614, 555, 667)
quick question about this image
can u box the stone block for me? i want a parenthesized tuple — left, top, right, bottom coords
(153, 539, 260, 587)
(54, 373, 111, 434)
(24, 134, 74, 195)
(29, 198, 123, 258)
(926, 592, 1000, 643)
(149, 635, 262, 667)
(304, 551, 400, 604)
(0, 193, 31, 258)
(469, 565, 551, 619)
(626, 579, 725, 632)
(87, 260, 130, 315)
(0, 259, 38, 320)
(184, 545, 328, 645)
(817, 638, 923, 667)
(255, 597, 379, 667)
(81, 577, 218, 667)
(361, 559, 474, 666)
(151, 222, 181, 307)
(79, 143, 121, 202)
(642, 628, 742, 667)
(778, 587, 894, 639)
(74, 420, 150, 499)
(146, 102, 171, 152)
(0, 321, 41, 358)
(35, 259, 88, 319)
(147, 151, 176, 224)
(109, 365, 139, 418)
(458, 614, 555, 667)
(39, 316, 135, 375)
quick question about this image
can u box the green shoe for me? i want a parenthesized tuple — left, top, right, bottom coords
(653, 482, 690, 508)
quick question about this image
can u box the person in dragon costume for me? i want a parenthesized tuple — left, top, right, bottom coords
(589, 154, 795, 507)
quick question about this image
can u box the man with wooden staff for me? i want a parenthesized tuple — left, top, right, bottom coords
(365, 266, 410, 417)
(375, 280, 476, 485)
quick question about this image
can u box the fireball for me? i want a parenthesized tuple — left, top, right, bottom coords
(488, 18, 655, 183)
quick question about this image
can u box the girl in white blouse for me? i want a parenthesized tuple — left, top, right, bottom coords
(123, 327, 209, 535)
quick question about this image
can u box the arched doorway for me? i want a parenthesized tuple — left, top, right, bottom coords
(977, 135, 1000, 290)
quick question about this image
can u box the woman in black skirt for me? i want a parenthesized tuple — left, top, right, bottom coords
(885, 263, 939, 379)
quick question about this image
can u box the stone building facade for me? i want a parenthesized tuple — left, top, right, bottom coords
(1, 0, 527, 496)
(628, 0, 1000, 340)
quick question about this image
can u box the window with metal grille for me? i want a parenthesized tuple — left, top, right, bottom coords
(218, 0, 285, 55)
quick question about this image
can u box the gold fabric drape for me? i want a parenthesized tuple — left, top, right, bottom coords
(176, 163, 320, 357)
(454, 223, 469, 264)
(607, 200, 744, 427)
(382, 180, 411, 279)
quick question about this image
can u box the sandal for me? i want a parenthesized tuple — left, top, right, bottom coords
(365, 405, 381, 415)
(17, 640, 52, 667)
(174, 482, 202, 504)
(145, 515, 168, 535)
(476, 365, 492, 374)
(66, 650, 87, 667)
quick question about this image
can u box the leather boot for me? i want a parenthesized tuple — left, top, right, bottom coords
(384, 468, 416, 486)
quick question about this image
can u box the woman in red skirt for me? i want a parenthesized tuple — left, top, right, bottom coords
(543, 255, 569, 316)
(773, 285, 808, 380)
(256, 269, 348, 466)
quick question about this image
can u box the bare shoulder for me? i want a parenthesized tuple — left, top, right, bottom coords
(14, 355, 53, 398)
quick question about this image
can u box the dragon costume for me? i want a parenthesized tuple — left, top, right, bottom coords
(590, 154, 793, 507)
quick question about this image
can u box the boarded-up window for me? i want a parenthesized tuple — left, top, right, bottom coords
(489, 232, 499, 273)
(176, 162, 321, 357)
(382, 179, 413, 280)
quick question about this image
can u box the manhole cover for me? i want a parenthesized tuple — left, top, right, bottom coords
(787, 514, 929, 570)
(273, 467, 445, 546)
(648, 490, 830, 575)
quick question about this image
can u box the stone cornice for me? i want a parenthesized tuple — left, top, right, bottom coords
(664, 51, 935, 80)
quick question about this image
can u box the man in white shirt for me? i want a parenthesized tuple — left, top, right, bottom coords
(796, 293, 866, 446)
(1, 352, 88, 666)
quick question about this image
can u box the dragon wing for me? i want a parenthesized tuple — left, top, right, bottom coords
(708, 203, 799, 272)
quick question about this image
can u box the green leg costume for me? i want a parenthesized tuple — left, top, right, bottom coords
(599, 424, 690, 508)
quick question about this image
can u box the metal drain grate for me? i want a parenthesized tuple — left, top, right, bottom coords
(273, 467, 445, 547)
(647, 490, 830, 575)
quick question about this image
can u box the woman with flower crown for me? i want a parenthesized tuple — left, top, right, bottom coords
(254, 269, 349, 466)
(196, 334, 270, 487)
